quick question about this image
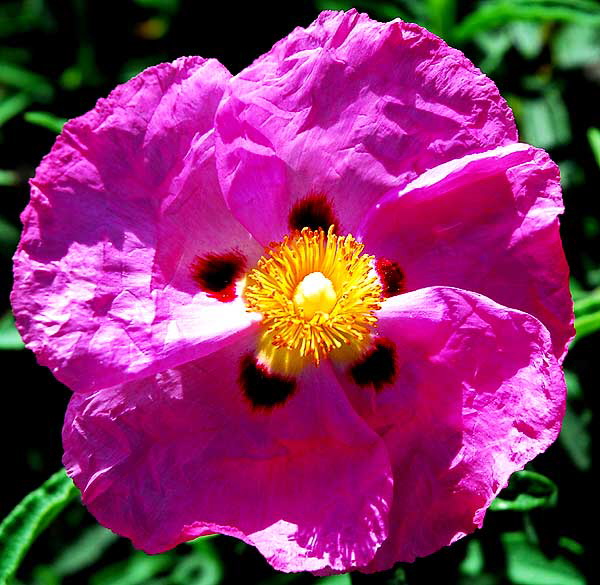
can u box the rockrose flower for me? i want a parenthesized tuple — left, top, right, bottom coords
(12, 10, 573, 574)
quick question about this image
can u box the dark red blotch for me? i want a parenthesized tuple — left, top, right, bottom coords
(375, 257, 406, 297)
(239, 355, 297, 410)
(191, 250, 247, 302)
(350, 338, 397, 391)
(288, 194, 338, 232)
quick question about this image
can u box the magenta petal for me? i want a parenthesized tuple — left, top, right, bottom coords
(11, 57, 263, 393)
(359, 143, 574, 361)
(336, 287, 566, 571)
(216, 9, 517, 243)
(63, 334, 393, 573)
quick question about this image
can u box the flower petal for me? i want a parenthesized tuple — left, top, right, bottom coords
(11, 57, 262, 393)
(62, 333, 393, 573)
(335, 287, 566, 571)
(216, 9, 517, 243)
(359, 143, 574, 361)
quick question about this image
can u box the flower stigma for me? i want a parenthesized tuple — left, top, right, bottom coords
(243, 226, 383, 376)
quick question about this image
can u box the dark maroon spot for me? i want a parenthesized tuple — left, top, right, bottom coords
(288, 194, 338, 232)
(350, 338, 396, 391)
(375, 257, 406, 297)
(239, 355, 297, 410)
(191, 250, 247, 302)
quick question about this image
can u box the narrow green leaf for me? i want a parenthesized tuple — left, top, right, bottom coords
(574, 309, 600, 340)
(318, 576, 352, 585)
(90, 551, 175, 585)
(0, 470, 78, 585)
(0, 63, 53, 101)
(24, 111, 67, 134)
(0, 170, 19, 187)
(560, 404, 591, 471)
(588, 127, 600, 169)
(50, 525, 118, 577)
(0, 93, 31, 127)
(171, 539, 223, 585)
(0, 313, 24, 350)
(573, 287, 600, 317)
(491, 470, 557, 511)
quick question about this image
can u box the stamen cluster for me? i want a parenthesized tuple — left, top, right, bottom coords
(244, 226, 382, 374)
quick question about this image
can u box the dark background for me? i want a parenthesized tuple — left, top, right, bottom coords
(1, 1, 596, 584)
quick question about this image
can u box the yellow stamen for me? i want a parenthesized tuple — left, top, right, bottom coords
(243, 226, 382, 375)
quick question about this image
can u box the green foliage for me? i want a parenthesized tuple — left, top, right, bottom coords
(490, 471, 557, 512)
(0, 94, 31, 128)
(0, 0, 595, 583)
(23, 111, 67, 134)
(510, 87, 571, 149)
(502, 532, 585, 585)
(0, 313, 24, 350)
(588, 127, 600, 168)
(454, 0, 600, 43)
(0, 470, 77, 585)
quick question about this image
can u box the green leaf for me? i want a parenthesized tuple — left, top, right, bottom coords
(515, 87, 571, 149)
(426, 0, 457, 39)
(558, 160, 585, 189)
(588, 127, 600, 168)
(560, 404, 591, 471)
(134, 0, 181, 12)
(0, 216, 20, 254)
(459, 539, 485, 577)
(474, 29, 514, 73)
(23, 111, 67, 133)
(574, 309, 600, 340)
(573, 287, 600, 317)
(171, 539, 223, 585)
(454, 0, 600, 43)
(510, 20, 545, 58)
(0, 170, 19, 187)
(315, 0, 412, 22)
(0, 63, 53, 101)
(317, 576, 352, 585)
(490, 470, 557, 511)
(0, 93, 31, 127)
(90, 551, 175, 585)
(50, 525, 118, 577)
(0, 313, 24, 350)
(553, 23, 600, 69)
(0, 470, 78, 585)
(502, 531, 585, 585)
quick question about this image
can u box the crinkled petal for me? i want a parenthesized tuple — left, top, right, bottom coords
(62, 332, 393, 573)
(216, 9, 517, 243)
(359, 143, 574, 361)
(335, 287, 565, 571)
(11, 57, 262, 393)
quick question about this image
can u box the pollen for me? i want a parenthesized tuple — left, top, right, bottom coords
(243, 226, 382, 375)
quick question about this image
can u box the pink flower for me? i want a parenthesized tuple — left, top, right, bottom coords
(11, 10, 573, 574)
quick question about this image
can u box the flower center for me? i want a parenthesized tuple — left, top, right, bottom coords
(292, 271, 337, 319)
(243, 226, 382, 375)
